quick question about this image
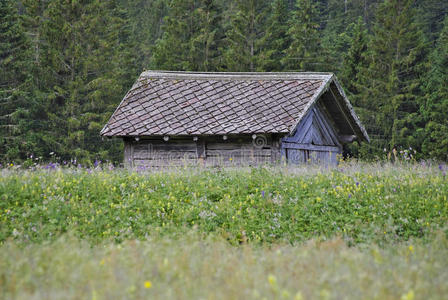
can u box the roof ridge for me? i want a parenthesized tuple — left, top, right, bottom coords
(140, 70, 334, 81)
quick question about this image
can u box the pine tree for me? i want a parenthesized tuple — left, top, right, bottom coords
(339, 18, 381, 158)
(151, 0, 196, 70)
(24, 0, 133, 163)
(151, 0, 223, 71)
(258, 0, 290, 71)
(340, 18, 369, 100)
(283, 0, 322, 71)
(190, 0, 223, 71)
(0, 0, 33, 162)
(222, 0, 268, 72)
(422, 16, 448, 160)
(120, 0, 167, 69)
(364, 0, 427, 153)
(417, 0, 448, 43)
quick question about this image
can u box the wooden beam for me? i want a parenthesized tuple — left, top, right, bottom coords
(282, 142, 340, 153)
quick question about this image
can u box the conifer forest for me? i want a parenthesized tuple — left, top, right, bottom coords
(1, 0, 447, 164)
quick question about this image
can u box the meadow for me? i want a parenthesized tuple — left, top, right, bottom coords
(0, 161, 447, 299)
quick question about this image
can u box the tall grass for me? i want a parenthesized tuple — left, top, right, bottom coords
(1, 232, 447, 300)
(1, 162, 447, 245)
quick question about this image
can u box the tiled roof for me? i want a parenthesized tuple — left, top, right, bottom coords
(100, 71, 334, 137)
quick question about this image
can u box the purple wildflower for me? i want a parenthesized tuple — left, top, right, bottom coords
(355, 182, 359, 187)
(439, 164, 444, 171)
(261, 190, 265, 197)
(348, 194, 352, 199)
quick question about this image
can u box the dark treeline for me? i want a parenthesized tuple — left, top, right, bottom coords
(1, 0, 447, 164)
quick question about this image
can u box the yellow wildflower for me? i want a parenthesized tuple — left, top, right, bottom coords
(144, 280, 152, 289)
(268, 274, 277, 287)
(401, 290, 415, 300)
(294, 292, 304, 300)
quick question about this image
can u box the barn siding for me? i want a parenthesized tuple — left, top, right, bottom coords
(281, 104, 342, 166)
(124, 134, 280, 168)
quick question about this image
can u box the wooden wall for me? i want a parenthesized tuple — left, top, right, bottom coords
(124, 134, 281, 168)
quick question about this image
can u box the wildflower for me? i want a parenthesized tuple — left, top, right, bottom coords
(144, 280, 152, 289)
(408, 245, 414, 253)
(316, 197, 322, 202)
(294, 292, 304, 300)
(401, 290, 415, 300)
(268, 274, 277, 287)
(261, 190, 265, 197)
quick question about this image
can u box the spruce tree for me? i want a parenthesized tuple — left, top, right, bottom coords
(340, 18, 381, 158)
(0, 0, 33, 162)
(221, 0, 268, 72)
(190, 0, 223, 71)
(258, 0, 290, 71)
(25, 0, 133, 162)
(422, 16, 448, 160)
(151, 0, 196, 70)
(340, 18, 369, 101)
(120, 0, 167, 69)
(364, 0, 427, 153)
(283, 0, 322, 71)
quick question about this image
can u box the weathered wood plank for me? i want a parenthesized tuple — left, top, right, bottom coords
(282, 142, 340, 152)
(313, 106, 341, 146)
(206, 149, 272, 157)
(134, 142, 197, 152)
(133, 150, 197, 160)
(283, 110, 314, 143)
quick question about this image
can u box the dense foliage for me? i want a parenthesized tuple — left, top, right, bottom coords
(1, 0, 447, 163)
(1, 164, 447, 245)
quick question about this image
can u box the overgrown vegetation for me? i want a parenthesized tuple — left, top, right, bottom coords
(1, 163, 447, 299)
(1, 0, 448, 163)
(1, 233, 448, 299)
(1, 163, 446, 245)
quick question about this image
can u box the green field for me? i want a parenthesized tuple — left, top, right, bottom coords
(1, 162, 447, 299)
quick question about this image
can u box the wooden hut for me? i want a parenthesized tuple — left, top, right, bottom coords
(100, 71, 369, 167)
